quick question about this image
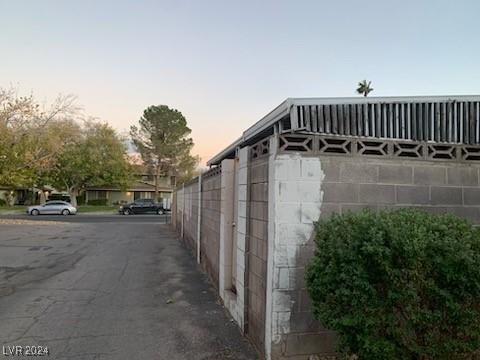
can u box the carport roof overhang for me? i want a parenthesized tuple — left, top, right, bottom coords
(207, 98, 290, 166)
(206, 95, 480, 166)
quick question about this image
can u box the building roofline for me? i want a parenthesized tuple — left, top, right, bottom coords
(206, 95, 480, 166)
(290, 95, 480, 105)
(207, 99, 291, 166)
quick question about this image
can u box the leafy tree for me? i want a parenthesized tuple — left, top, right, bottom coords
(50, 122, 134, 207)
(130, 105, 199, 198)
(356, 80, 373, 97)
(305, 209, 480, 360)
(0, 87, 78, 190)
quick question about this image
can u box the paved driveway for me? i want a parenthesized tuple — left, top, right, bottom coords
(0, 216, 256, 359)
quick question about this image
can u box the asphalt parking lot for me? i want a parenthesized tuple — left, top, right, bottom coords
(0, 216, 256, 359)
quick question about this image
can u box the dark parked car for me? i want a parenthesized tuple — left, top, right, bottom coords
(119, 199, 165, 215)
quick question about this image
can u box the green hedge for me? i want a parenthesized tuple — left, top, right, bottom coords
(305, 208, 480, 360)
(0, 199, 6, 206)
(87, 199, 108, 206)
(76, 195, 86, 206)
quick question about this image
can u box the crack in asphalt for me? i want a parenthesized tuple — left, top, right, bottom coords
(0, 247, 88, 299)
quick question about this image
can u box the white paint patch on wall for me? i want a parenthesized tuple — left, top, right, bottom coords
(265, 148, 324, 359)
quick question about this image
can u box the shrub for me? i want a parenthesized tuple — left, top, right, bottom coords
(0, 198, 6, 206)
(76, 195, 85, 206)
(305, 208, 480, 360)
(87, 199, 108, 206)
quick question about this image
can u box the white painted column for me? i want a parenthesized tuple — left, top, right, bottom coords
(219, 159, 235, 297)
(265, 136, 324, 359)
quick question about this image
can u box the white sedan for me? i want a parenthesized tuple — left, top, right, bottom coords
(27, 201, 77, 216)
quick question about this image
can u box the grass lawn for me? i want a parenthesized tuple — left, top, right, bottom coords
(0, 206, 27, 215)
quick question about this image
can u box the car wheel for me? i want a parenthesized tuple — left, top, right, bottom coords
(62, 209, 70, 216)
(31, 209, 39, 216)
(123, 209, 132, 215)
(157, 209, 164, 215)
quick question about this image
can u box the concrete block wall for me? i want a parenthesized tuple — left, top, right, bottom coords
(246, 154, 270, 356)
(201, 173, 222, 286)
(266, 145, 337, 360)
(267, 153, 480, 359)
(319, 156, 480, 222)
(173, 135, 480, 360)
(182, 180, 200, 253)
(221, 148, 249, 332)
(174, 186, 184, 237)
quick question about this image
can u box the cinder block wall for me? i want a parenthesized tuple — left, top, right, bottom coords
(320, 156, 480, 221)
(182, 180, 200, 253)
(267, 151, 335, 360)
(270, 153, 480, 359)
(201, 173, 222, 287)
(246, 155, 270, 356)
(174, 187, 183, 236)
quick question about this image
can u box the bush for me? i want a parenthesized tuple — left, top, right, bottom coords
(76, 195, 85, 206)
(87, 199, 108, 206)
(0, 198, 6, 206)
(305, 208, 480, 360)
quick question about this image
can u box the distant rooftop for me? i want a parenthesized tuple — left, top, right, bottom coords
(207, 95, 480, 166)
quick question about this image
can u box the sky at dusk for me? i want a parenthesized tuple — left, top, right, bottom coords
(2, 0, 480, 165)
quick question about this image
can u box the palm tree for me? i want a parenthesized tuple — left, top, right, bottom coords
(356, 80, 373, 97)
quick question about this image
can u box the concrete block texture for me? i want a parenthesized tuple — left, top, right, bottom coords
(396, 185, 430, 204)
(267, 154, 324, 360)
(301, 158, 325, 180)
(247, 156, 269, 357)
(464, 187, 480, 205)
(378, 165, 413, 184)
(270, 332, 337, 359)
(322, 182, 358, 203)
(413, 166, 447, 185)
(447, 167, 479, 186)
(278, 181, 322, 203)
(339, 163, 378, 183)
(266, 155, 480, 359)
(275, 158, 301, 180)
(430, 186, 463, 205)
(321, 161, 340, 182)
(358, 184, 396, 203)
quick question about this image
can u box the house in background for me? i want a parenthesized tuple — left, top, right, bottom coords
(84, 170, 175, 208)
(0, 185, 54, 205)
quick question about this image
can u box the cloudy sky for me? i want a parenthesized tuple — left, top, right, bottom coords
(2, 0, 479, 165)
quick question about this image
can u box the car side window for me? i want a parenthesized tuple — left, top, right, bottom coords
(46, 202, 63, 206)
